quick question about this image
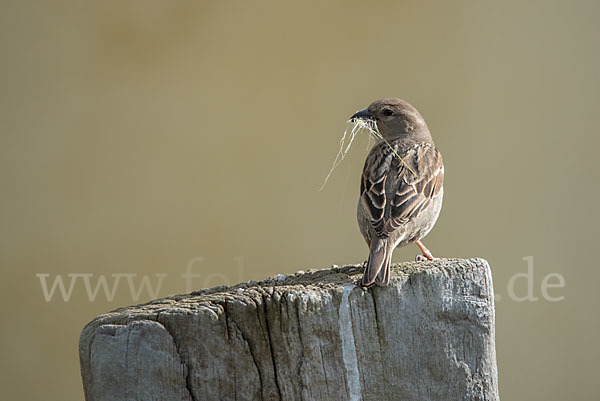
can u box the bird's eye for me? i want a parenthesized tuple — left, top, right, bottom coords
(383, 109, 393, 116)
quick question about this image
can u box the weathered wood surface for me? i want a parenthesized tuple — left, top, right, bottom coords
(79, 258, 499, 401)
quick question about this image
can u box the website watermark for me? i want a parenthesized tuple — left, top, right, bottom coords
(495, 256, 565, 302)
(35, 255, 565, 303)
(36, 256, 247, 302)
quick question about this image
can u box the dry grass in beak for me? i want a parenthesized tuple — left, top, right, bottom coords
(320, 119, 380, 191)
(320, 119, 416, 191)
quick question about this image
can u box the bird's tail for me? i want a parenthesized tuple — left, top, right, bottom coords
(361, 237, 392, 287)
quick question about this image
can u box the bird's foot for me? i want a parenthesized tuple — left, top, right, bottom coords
(415, 240, 437, 262)
(354, 278, 370, 291)
(415, 254, 436, 262)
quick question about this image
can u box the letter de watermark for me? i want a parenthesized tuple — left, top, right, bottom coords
(502, 256, 565, 302)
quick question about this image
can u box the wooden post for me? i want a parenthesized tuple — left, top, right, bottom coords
(80, 258, 499, 401)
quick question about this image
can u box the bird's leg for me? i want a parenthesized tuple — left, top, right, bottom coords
(415, 240, 436, 262)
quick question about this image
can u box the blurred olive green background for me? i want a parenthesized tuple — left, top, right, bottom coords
(1, 0, 599, 399)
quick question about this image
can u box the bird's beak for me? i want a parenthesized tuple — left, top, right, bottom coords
(350, 108, 373, 122)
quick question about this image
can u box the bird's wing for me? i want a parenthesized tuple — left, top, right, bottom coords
(360, 142, 444, 237)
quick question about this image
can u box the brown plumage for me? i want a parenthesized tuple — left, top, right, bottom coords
(353, 99, 444, 287)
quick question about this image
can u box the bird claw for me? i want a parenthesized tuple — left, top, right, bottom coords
(414, 240, 437, 262)
(415, 254, 436, 262)
(354, 278, 369, 289)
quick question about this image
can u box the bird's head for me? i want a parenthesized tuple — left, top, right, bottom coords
(350, 98, 431, 142)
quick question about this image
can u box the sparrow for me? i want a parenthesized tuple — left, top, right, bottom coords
(352, 98, 444, 287)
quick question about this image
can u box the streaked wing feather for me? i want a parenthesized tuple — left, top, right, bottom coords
(360, 142, 444, 238)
